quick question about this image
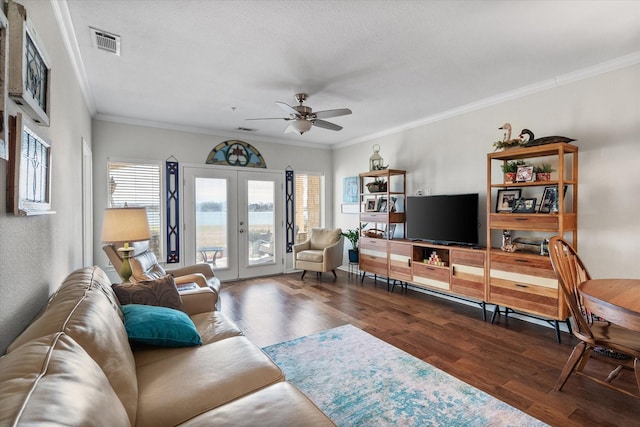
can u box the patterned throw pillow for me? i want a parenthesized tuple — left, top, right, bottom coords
(112, 274, 184, 311)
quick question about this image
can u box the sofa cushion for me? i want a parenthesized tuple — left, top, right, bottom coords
(0, 333, 131, 427)
(130, 250, 167, 282)
(112, 274, 184, 311)
(5, 266, 138, 425)
(296, 249, 324, 263)
(132, 310, 244, 368)
(179, 382, 336, 427)
(122, 304, 202, 347)
(309, 228, 342, 250)
(134, 336, 284, 427)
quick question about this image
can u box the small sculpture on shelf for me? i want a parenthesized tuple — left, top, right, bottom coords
(366, 178, 387, 193)
(369, 144, 388, 170)
(501, 230, 517, 252)
(519, 129, 576, 147)
(493, 123, 526, 151)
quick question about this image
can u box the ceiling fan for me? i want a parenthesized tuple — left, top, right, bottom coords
(247, 93, 352, 135)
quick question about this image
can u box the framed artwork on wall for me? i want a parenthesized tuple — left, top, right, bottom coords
(7, 0, 51, 126)
(6, 113, 55, 216)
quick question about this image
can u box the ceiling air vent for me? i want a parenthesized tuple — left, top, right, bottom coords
(90, 27, 121, 56)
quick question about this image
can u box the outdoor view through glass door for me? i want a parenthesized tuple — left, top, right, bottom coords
(183, 166, 283, 281)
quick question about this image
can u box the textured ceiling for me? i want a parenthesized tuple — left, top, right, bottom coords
(61, 0, 640, 147)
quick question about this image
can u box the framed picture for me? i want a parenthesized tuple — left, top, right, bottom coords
(384, 224, 396, 239)
(7, 0, 51, 126)
(496, 189, 522, 212)
(6, 113, 54, 215)
(388, 196, 397, 213)
(365, 198, 377, 212)
(516, 165, 534, 182)
(539, 185, 568, 213)
(342, 176, 358, 203)
(512, 197, 537, 213)
(377, 197, 388, 212)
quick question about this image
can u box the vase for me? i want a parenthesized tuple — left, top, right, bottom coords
(348, 249, 359, 263)
(536, 172, 551, 182)
(504, 172, 516, 184)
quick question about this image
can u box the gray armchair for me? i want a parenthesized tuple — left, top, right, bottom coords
(293, 228, 343, 280)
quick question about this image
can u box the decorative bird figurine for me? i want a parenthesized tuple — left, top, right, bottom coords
(499, 123, 512, 142)
(493, 123, 525, 150)
(519, 129, 576, 147)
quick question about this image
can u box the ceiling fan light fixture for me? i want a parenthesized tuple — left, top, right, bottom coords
(290, 119, 313, 135)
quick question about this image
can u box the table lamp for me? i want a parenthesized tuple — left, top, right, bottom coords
(101, 207, 151, 282)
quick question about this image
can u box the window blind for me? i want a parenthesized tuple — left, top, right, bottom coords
(107, 161, 162, 258)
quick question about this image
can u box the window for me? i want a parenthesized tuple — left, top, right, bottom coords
(107, 160, 162, 259)
(295, 173, 323, 243)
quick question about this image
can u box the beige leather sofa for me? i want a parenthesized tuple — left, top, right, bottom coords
(0, 266, 334, 426)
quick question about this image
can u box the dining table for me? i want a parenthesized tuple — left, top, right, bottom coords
(579, 279, 640, 333)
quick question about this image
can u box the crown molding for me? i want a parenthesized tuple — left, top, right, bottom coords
(51, 0, 96, 115)
(336, 51, 640, 150)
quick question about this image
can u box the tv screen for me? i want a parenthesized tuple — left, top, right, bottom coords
(406, 193, 479, 246)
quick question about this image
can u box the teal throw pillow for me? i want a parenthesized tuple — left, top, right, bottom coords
(121, 304, 202, 347)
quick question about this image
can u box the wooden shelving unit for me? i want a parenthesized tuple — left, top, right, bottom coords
(486, 142, 578, 340)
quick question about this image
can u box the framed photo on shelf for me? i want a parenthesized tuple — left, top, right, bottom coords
(516, 165, 534, 182)
(365, 198, 377, 212)
(385, 224, 396, 239)
(388, 196, 397, 213)
(377, 197, 388, 212)
(496, 189, 522, 212)
(539, 185, 568, 213)
(512, 197, 537, 213)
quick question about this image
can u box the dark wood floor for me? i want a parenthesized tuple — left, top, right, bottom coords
(220, 269, 639, 426)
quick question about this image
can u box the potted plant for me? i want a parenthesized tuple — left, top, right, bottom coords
(533, 163, 554, 182)
(501, 160, 526, 184)
(341, 229, 360, 262)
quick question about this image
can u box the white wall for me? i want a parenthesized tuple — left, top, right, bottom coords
(91, 120, 335, 277)
(333, 64, 640, 279)
(0, 0, 92, 353)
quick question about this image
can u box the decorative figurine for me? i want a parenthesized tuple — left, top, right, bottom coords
(519, 129, 576, 147)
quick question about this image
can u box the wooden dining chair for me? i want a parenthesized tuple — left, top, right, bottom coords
(548, 236, 640, 399)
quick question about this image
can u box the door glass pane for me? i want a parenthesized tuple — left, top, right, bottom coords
(247, 180, 274, 266)
(195, 177, 228, 269)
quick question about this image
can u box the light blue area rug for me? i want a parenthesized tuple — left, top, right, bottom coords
(263, 324, 547, 427)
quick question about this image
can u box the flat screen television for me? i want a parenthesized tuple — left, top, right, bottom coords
(405, 193, 479, 246)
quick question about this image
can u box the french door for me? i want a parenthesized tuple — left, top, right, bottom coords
(182, 165, 284, 281)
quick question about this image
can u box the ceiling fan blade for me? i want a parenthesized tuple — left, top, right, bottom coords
(275, 101, 300, 117)
(313, 108, 352, 119)
(245, 117, 289, 121)
(313, 119, 343, 131)
(283, 124, 296, 134)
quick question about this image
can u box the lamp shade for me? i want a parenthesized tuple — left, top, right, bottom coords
(101, 207, 151, 243)
(290, 119, 313, 135)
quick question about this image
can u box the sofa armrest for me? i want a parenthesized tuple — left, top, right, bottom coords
(167, 263, 214, 279)
(292, 240, 310, 256)
(180, 287, 217, 315)
(323, 238, 345, 270)
(174, 273, 208, 289)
